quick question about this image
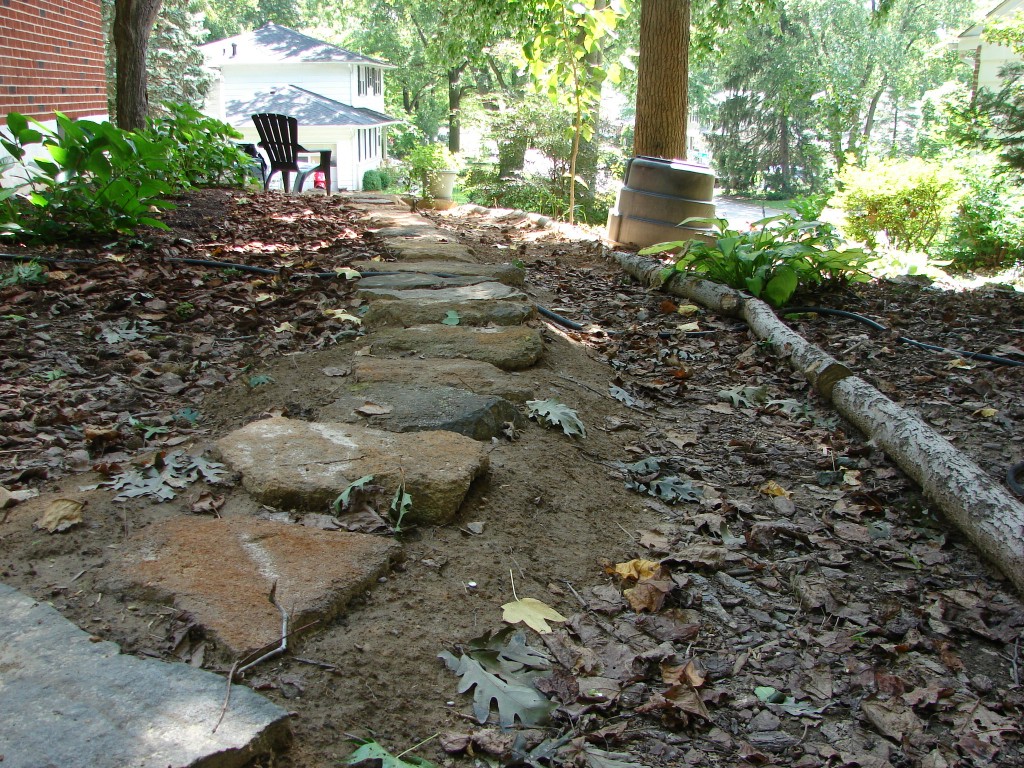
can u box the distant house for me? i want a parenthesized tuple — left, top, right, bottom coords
(201, 24, 400, 192)
(957, 0, 1024, 96)
(0, 0, 107, 123)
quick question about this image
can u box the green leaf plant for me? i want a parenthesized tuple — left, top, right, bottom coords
(641, 214, 874, 307)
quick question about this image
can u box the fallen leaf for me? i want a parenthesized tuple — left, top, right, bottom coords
(190, 491, 224, 516)
(607, 559, 662, 582)
(35, 498, 85, 533)
(759, 480, 791, 498)
(623, 574, 673, 612)
(355, 401, 393, 416)
(973, 407, 997, 418)
(501, 597, 567, 634)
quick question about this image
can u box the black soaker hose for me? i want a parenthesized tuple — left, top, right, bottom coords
(784, 306, 1024, 368)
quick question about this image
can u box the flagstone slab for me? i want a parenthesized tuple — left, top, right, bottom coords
(373, 226, 452, 240)
(382, 239, 478, 262)
(351, 357, 535, 402)
(121, 518, 401, 656)
(216, 417, 488, 524)
(361, 282, 535, 328)
(352, 259, 525, 287)
(320, 383, 525, 440)
(0, 582, 290, 768)
(357, 272, 491, 290)
(369, 325, 544, 371)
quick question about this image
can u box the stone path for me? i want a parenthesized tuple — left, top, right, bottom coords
(0, 194, 548, 766)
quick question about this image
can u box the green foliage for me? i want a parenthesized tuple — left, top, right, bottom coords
(0, 260, 48, 288)
(832, 157, 958, 252)
(0, 112, 174, 243)
(144, 103, 251, 188)
(643, 215, 873, 307)
(406, 143, 460, 192)
(939, 157, 1024, 271)
(790, 191, 831, 220)
(362, 169, 386, 191)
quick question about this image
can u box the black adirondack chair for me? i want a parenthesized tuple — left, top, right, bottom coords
(251, 113, 332, 195)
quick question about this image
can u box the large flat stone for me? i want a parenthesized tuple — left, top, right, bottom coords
(352, 259, 525, 287)
(0, 582, 290, 768)
(383, 239, 477, 262)
(123, 518, 400, 656)
(357, 272, 490, 290)
(216, 417, 488, 524)
(351, 357, 535, 402)
(369, 325, 544, 371)
(361, 282, 535, 328)
(320, 383, 526, 440)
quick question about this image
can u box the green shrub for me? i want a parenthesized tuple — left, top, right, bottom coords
(1, 111, 174, 242)
(642, 215, 873, 307)
(362, 169, 385, 191)
(143, 102, 250, 189)
(406, 143, 460, 193)
(832, 158, 958, 252)
(940, 158, 1024, 270)
(790, 190, 832, 220)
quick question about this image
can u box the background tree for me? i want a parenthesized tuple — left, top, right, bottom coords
(633, 0, 688, 159)
(147, 0, 211, 111)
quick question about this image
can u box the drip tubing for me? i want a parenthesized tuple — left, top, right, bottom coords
(784, 306, 1024, 368)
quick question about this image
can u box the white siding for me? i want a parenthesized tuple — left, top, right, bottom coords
(219, 63, 355, 107)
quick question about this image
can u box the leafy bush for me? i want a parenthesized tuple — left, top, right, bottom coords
(790, 190, 832, 220)
(362, 169, 385, 191)
(406, 143, 460, 193)
(1, 111, 174, 242)
(143, 102, 250, 188)
(642, 215, 873, 307)
(832, 158, 958, 252)
(940, 159, 1024, 270)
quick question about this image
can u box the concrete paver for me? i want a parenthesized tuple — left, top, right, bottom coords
(0, 582, 290, 768)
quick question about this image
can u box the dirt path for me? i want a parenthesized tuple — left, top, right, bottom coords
(1, 190, 1022, 768)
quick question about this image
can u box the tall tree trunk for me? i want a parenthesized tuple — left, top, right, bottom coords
(113, 0, 163, 130)
(447, 63, 468, 154)
(862, 84, 885, 155)
(634, 0, 689, 160)
(779, 112, 792, 192)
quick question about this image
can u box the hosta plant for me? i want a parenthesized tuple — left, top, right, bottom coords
(641, 215, 874, 307)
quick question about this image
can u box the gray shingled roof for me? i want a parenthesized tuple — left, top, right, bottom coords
(225, 85, 400, 128)
(202, 24, 393, 67)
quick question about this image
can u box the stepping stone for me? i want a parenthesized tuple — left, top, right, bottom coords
(352, 259, 525, 287)
(357, 272, 490, 290)
(370, 325, 544, 371)
(0, 582, 289, 768)
(351, 357, 535, 402)
(216, 417, 488, 524)
(361, 282, 535, 328)
(383, 239, 477, 262)
(119, 518, 400, 656)
(320, 383, 526, 440)
(372, 225, 450, 239)
(349, 195, 398, 207)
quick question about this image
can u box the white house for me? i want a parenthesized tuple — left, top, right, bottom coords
(201, 24, 400, 192)
(957, 0, 1024, 95)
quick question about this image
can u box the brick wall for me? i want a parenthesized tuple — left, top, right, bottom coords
(0, 0, 107, 122)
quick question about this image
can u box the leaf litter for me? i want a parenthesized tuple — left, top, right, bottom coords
(1, 191, 1023, 768)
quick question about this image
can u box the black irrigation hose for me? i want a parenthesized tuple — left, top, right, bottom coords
(784, 305, 1024, 368)
(1009, 462, 1024, 497)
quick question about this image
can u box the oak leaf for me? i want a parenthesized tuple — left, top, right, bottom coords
(501, 597, 567, 634)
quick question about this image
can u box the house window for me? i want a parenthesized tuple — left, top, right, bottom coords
(357, 66, 381, 97)
(357, 128, 381, 162)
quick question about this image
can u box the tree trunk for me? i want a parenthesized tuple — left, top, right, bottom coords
(779, 112, 792, 193)
(609, 249, 1024, 596)
(447, 63, 468, 154)
(113, 0, 163, 130)
(862, 84, 885, 155)
(634, 0, 689, 160)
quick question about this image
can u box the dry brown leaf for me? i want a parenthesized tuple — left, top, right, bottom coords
(190, 491, 224, 516)
(662, 659, 706, 688)
(623, 575, 673, 612)
(607, 558, 662, 582)
(758, 480, 791, 498)
(35, 498, 85, 533)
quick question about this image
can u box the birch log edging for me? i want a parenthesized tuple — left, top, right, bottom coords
(610, 249, 1024, 594)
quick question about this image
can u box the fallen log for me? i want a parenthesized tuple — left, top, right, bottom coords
(610, 249, 1024, 595)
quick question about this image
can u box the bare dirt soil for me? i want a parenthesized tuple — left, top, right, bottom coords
(1, 188, 1023, 768)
